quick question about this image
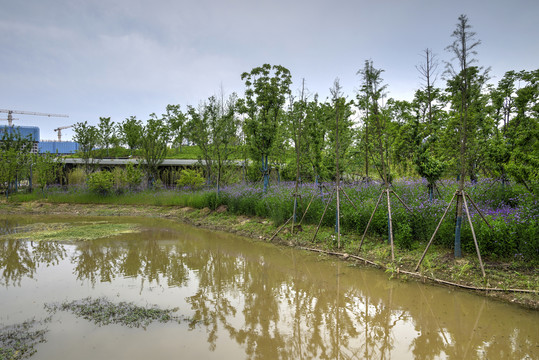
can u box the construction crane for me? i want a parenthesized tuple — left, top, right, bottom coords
(0, 109, 68, 126)
(0, 117, 19, 123)
(54, 125, 74, 141)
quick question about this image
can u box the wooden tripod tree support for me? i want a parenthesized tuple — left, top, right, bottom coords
(415, 190, 491, 277)
(310, 185, 360, 248)
(357, 186, 412, 261)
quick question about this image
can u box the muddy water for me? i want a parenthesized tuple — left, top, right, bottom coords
(0, 215, 537, 359)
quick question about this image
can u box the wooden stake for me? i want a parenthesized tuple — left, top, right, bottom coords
(465, 193, 491, 228)
(390, 190, 412, 212)
(270, 215, 294, 242)
(311, 186, 336, 243)
(415, 191, 457, 271)
(463, 193, 486, 277)
(358, 190, 384, 251)
(386, 189, 395, 261)
(298, 188, 317, 226)
(340, 187, 359, 211)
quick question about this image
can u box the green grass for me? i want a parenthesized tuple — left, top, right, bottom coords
(1, 221, 140, 241)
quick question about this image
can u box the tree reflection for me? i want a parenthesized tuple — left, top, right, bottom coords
(0, 239, 67, 287)
(1, 219, 537, 359)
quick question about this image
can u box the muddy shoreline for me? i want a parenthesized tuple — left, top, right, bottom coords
(1, 201, 537, 310)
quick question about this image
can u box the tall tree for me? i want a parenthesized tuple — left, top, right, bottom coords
(358, 60, 389, 183)
(504, 70, 539, 194)
(140, 115, 170, 186)
(303, 95, 328, 183)
(444, 14, 487, 257)
(238, 64, 292, 192)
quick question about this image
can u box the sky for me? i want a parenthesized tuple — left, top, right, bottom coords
(1, 0, 538, 141)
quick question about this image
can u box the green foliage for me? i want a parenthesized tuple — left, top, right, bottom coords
(67, 167, 86, 186)
(97, 117, 116, 157)
(0, 128, 33, 198)
(125, 162, 144, 190)
(87, 171, 114, 195)
(162, 104, 187, 151)
(73, 121, 99, 173)
(34, 152, 61, 193)
(118, 116, 143, 154)
(140, 115, 170, 186)
(176, 169, 205, 189)
(414, 146, 447, 185)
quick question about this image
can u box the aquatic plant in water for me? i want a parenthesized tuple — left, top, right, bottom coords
(0, 319, 49, 360)
(45, 297, 184, 329)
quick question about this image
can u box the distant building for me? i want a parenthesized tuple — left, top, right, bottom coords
(0, 125, 40, 153)
(0, 125, 80, 155)
(38, 141, 79, 155)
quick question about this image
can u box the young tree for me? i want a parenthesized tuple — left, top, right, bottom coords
(238, 64, 292, 192)
(0, 128, 33, 198)
(119, 116, 143, 156)
(358, 60, 390, 183)
(303, 95, 329, 183)
(357, 60, 388, 180)
(140, 114, 170, 187)
(188, 94, 238, 194)
(444, 14, 488, 258)
(34, 152, 61, 194)
(73, 121, 99, 174)
(97, 117, 115, 157)
(504, 70, 539, 194)
(325, 79, 354, 180)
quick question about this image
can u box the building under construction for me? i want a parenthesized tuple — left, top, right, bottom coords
(0, 125, 79, 154)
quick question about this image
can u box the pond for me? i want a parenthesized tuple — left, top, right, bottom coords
(0, 215, 537, 359)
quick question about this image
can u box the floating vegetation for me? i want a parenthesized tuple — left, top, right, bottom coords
(1, 222, 140, 242)
(46, 297, 184, 329)
(0, 319, 49, 360)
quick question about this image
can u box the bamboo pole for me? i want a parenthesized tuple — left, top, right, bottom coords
(386, 189, 395, 261)
(340, 188, 359, 211)
(463, 193, 486, 277)
(415, 191, 458, 271)
(390, 190, 412, 212)
(311, 186, 336, 243)
(465, 193, 491, 228)
(358, 190, 385, 251)
(269, 215, 294, 242)
(300, 246, 537, 293)
(298, 188, 317, 226)
(336, 187, 341, 249)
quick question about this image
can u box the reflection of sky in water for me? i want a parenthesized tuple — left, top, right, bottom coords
(0, 215, 538, 360)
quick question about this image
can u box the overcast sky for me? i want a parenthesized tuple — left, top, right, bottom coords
(1, 0, 538, 141)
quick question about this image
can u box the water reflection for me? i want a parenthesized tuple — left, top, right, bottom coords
(0, 218, 537, 359)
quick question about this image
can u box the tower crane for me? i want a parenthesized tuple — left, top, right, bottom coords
(0, 109, 68, 126)
(54, 125, 74, 142)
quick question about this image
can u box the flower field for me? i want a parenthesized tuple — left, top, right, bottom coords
(206, 178, 538, 261)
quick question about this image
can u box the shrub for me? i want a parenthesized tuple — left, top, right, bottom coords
(176, 169, 205, 189)
(67, 167, 86, 186)
(87, 171, 114, 195)
(125, 162, 143, 190)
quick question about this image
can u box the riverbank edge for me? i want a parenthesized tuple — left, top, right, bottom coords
(1, 201, 537, 310)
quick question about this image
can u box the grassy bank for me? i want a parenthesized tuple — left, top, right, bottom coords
(0, 199, 537, 309)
